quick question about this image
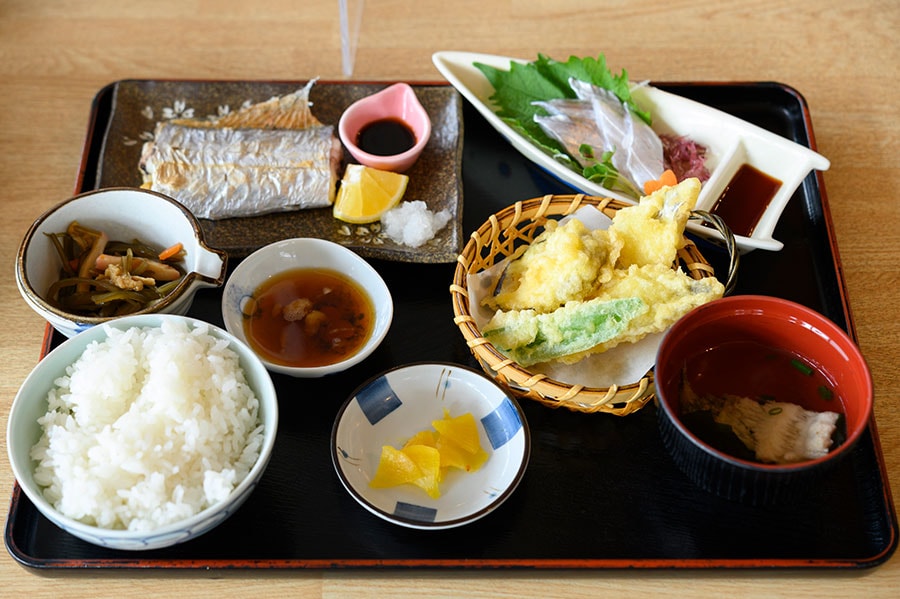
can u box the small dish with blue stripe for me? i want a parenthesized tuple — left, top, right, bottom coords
(331, 362, 530, 530)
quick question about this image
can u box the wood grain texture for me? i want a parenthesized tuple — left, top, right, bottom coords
(1, 0, 898, 596)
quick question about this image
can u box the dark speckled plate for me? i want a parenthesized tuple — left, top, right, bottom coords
(97, 80, 463, 263)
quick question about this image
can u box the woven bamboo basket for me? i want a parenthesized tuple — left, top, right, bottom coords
(450, 194, 738, 416)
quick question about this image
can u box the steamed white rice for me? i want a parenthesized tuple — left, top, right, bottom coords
(30, 319, 264, 532)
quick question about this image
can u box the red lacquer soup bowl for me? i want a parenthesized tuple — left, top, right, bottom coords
(654, 295, 873, 504)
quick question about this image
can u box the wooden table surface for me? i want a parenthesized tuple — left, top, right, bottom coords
(1, 0, 898, 596)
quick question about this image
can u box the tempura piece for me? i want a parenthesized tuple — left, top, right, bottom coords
(481, 297, 646, 367)
(555, 263, 724, 362)
(488, 218, 621, 313)
(477, 176, 723, 369)
(610, 177, 700, 268)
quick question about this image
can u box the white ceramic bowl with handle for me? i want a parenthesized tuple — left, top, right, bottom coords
(16, 187, 227, 338)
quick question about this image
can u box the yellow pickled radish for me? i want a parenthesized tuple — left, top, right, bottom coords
(437, 435, 489, 473)
(432, 411, 482, 455)
(403, 444, 442, 499)
(403, 429, 437, 449)
(333, 164, 409, 224)
(369, 445, 420, 488)
(369, 411, 488, 499)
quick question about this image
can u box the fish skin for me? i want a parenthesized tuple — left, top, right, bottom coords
(140, 123, 340, 219)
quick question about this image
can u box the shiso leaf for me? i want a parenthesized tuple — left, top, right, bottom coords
(474, 53, 651, 196)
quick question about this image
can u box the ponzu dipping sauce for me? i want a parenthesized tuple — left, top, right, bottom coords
(241, 268, 374, 367)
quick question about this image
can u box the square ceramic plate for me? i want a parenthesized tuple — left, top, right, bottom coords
(97, 80, 464, 263)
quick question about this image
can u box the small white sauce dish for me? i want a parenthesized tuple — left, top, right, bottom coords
(433, 50, 831, 253)
(338, 82, 432, 173)
(7, 314, 278, 551)
(221, 237, 393, 378)
(16, 187, 227, 338)
(331, 362, 530, 530)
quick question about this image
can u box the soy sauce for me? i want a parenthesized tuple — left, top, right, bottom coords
(710, 164, 782, 237)
(356, 118, 416, 156)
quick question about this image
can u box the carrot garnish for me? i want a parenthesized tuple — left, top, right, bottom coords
(643, 169, 678, 195)
(158, 242, 184, 261)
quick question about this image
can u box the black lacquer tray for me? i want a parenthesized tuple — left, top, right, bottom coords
(5, 80, 897, 570)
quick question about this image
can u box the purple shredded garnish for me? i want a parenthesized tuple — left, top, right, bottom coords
(660, 134, 710, 182)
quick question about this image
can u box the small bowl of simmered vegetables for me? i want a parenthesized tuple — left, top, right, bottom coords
(16, 187, 227, 338)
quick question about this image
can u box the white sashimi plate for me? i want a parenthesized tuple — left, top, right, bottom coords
(433, 50, 830, 253)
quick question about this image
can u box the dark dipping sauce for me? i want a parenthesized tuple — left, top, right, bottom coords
(242, 268, 374, 368)
(679, 340, 847, 462)
(710, 164, 782, 237)
(356, 117, 416, 156)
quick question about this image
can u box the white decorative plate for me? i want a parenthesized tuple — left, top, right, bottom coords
(433, 50, 831, 252)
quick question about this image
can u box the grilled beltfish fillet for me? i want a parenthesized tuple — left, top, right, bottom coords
(139, 80, 340, 219)
(140, 122, 341, 219)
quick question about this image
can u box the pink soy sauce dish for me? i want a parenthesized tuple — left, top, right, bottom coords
(338, 83, 432, 173)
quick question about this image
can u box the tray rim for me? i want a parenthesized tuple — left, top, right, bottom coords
(5, 78, 897, 571)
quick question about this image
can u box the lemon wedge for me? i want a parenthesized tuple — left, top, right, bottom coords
(333, 164, 409, 224)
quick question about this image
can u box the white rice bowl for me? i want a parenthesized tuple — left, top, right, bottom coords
(8, 314, 278, 550)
